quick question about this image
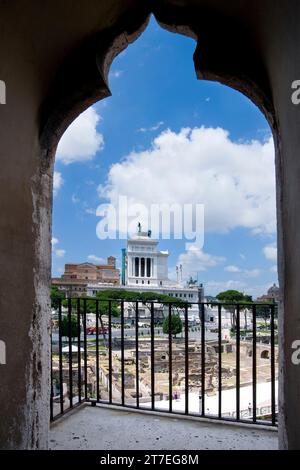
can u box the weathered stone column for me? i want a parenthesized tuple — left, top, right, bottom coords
(0, 0, 148, 449)
(265, 2, 300, 449)
(0, 58, 51, 450)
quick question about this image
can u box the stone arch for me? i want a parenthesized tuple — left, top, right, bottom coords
(38, 4, 281, 449)
(3, 0, 300, 451)
(39, 3, 279, 176)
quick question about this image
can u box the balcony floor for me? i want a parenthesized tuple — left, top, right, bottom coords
(49, 404, 278, 450)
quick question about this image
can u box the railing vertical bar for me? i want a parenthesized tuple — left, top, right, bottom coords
(151, 302, 155, 410)
(50, 298, 278, 426)
(108, 300, 112, 404)
(135, 301, 139, 409)
(218, 303, 222, 419)
(121, 300, 125, 406)
(252, 304, 257, 423)
(77, 298, 81, 404)
(50, 320, 54, 421)
(58, 299, 64, 415)
(168, 303, 172, 413)
(184, 303, 189, 415)
(96, 299, 100, 402)
(83, 298, 88, 400)
(270, 304, 276, 425)
(201, 303, 205, 416)
(236, 304, 240, 421)
(68, 298, 73, 408)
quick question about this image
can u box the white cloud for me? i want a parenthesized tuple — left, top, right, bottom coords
(224, 265, 241, 273)
(87, 255, 105, 263)
(263, 244, 277, 262)
(99, 127, 275, 235)
(56, 107, 104, 164)
(51, 237, 66, 258)
(85, 207, 96, 215)
(176, 245, 225, 278)
(224, 265, 261, 277)
(137, 121, 164, 133)
(53, 171, 63, 195)
(72, 194, 80, 204)
(110, 70, 123, 78)
(55, 249, 66, 258)
(270, 265, 278, 273)
(85, 179, 96, 186)
(205, 280, 247, 296)
(244, 268, 261, 278)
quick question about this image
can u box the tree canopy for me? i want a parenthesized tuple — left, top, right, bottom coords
(93, 289, 185, 306)
(51, 285, 65, 309)
(61, 314, 78, 339)
(216, 290, 253, 329)
(163, 314, 183, 337)
(216, 290, 252, 304)
(60, 289, 187, 323)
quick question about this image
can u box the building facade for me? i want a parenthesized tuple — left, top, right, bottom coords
(257, 283, 280, 303)
(87, 229, 204, 320)
(52, 256, 120, 297)
(125, 229, 169, 287)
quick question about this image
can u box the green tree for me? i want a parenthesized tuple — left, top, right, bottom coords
(61, 314, 78, 339)
(95, 291, 120, 317)
(97, 289, 186, 324)
(50, 285, 65, 310)
(216, 290, 253, 329)
(163, 314, 183, 338)
(256, 301, 272, 328)
(62, 294, 120, 344)
(61, 290, 187, 342)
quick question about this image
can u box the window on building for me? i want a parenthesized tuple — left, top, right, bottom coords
(146, 257, 151, 277)
(141, 257, 145, 277)
(135, 257, 139, 277)
(136, 280, 138, 284)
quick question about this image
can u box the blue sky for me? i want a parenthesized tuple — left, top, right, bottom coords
(52, 16, 278, 298)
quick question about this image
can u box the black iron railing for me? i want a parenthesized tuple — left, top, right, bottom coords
(50, 299, 278, 426)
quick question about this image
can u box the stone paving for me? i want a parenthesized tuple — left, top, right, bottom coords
(50, 404, 278, 450)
